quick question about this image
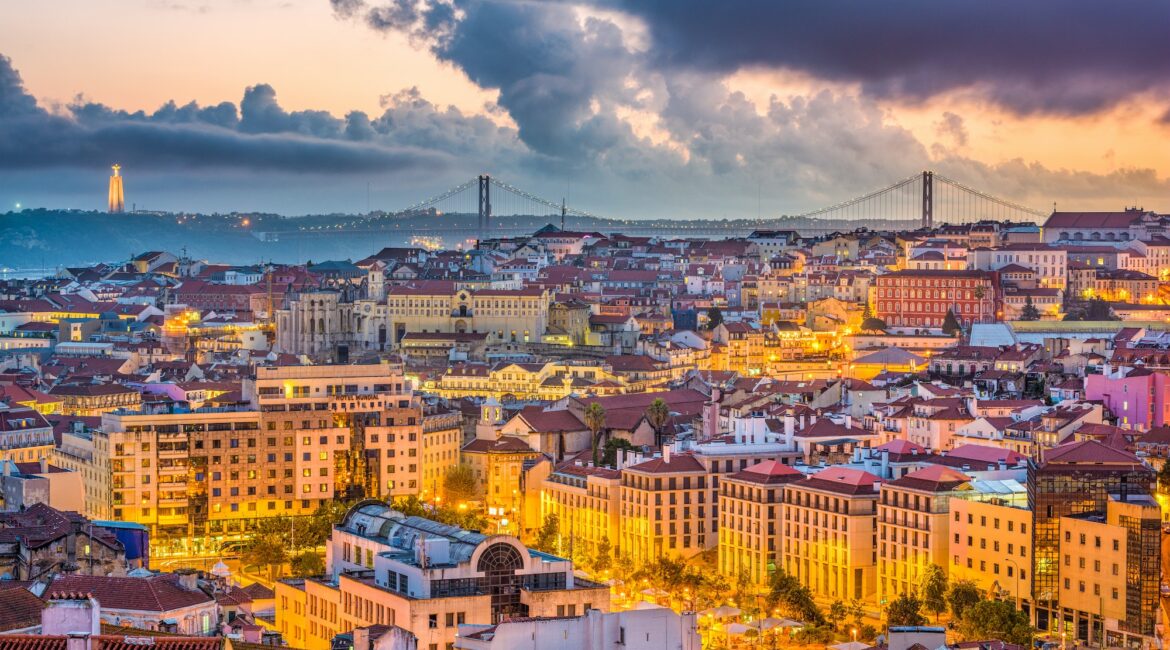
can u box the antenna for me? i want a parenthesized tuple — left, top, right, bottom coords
(561, 197, 566, 231)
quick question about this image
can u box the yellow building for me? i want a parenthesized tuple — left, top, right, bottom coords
(48, 384, 141, 416)
(275, 579, 309, 649)
(540, 461, 622, 566)
(877, 465, 970, 604)
(431, 360, 622, 402)
(949, 485, 1032, 607)
(1057, 494, 1160, 648)
(782, 468, 879, 602)
(461, 435, 541, 524)
(619, 451, 712, 565)
(718, 460, 803, 586)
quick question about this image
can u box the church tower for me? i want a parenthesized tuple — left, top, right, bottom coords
(108, 164, 125, 213)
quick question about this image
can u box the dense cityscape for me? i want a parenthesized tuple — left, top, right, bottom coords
(4, 2, 1170, 650)
(3, 202, 1170, 650)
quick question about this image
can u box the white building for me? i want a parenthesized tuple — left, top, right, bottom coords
(455, 605, 699, 650)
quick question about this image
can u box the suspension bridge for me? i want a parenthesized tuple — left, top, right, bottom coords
(276, 171, 1049, 242)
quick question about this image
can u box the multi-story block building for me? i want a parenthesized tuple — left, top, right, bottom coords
(717, 460, 802, 586)
(1057, 494, 1160, 648)
(873, 269, 999, 328)
(283, 501, 609, 650)
(876, 465, 969, 604)
(539, 461, 622, 565)
(948, 479, 1032, 611)
(969, 244, 1068, 289)
(58, 364, 459, 555)
(782, 468, 879, 602)
(619, 450, 711, 564)
(1029, 439, 1156, 644)
(0, 404, 54, 464)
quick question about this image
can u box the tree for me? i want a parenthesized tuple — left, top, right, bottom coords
(1019, 295, 1041, 321)
(1086, 297, 1116, 320)
(847, 599, 866, 628)
(533, 513, 560, 554)
(290, 551, 325, 577)
(585, 403, 607, 467)
(920, 564, 949, 621)
(973, 286, 987, 324)
(442, 464, 480, 504)
(886, 593, 926, 627)
(766, 570, 825, 625)
(645, 398, 671, 449)
(827, 600, 848, 631)
(956, 599, 1033, 646)
(244, 534, 287, 580)
(1158, 460, 1170, 494)
(601, 438, 637, 467)
(593, 536, 613, 574)
(860, 316, 888, 333)
(705, 306, 724, 330)
(947, 579, 983, 620)
(391, 495, 430, 517)
(941, 308, 962, 336)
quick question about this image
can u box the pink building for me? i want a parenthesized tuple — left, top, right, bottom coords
(1084, 368, 1170, 429)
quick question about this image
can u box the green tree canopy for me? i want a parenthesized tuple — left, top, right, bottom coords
(442, 464, 480, 504)
(645, 398, 671, 448)
(1019, 295, 1041, 321)
(533, 513, 560, 554)
(920, 564, 949, 621)
(243, 534, 287, 580)
(601, 438, 637, 467)
(956, 599, 1034, 646)
(290, 551, 325, 577)
(886, 593, 927, 627)
(585, 402, 608, 466)
(766, 570, 825, 625)
(947, 579, 984, 620)
(942, 309, 962, 336)
(860, 316, 888, 332)
(705, 306, 724, 330)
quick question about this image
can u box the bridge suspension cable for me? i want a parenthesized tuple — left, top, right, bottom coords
(933, 173, 1048, 218)
(789, 173, 921, 220)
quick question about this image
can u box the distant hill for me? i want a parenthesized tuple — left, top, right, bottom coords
(0, 208, 919, 270)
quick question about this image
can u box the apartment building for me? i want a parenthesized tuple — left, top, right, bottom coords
(1057, 494, 1160, 648)
(59, 364, 459, 555)
(873, 269, 999, 328)
(433, 360, 622, 402)
(619, 450, 712, 564)
(968, 244, 1068, 289)
(284, 501, 609, 650)
(540, 461, 622, 566)
(0, 403, 54, 464)
(718, 460, 802, 586)
(1029, 440, 1155, 640)
(876, 465, 969, 604)
(781, 468, 879, 602)
(948, 479, 1032, 610)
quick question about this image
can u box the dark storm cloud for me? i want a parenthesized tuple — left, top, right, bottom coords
(0, 54, 448, 174)
(604, 0, 1170, 116)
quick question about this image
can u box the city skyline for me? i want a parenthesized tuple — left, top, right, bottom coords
(1, 1, 1169, 217)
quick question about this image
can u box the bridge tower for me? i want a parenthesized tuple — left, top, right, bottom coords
(921, 170, 933, 229)
(478, 174, 492, 240)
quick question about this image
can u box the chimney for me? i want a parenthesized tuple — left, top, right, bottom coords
(783, 414, 795, 449)
(43, 594, 101, 637)
(40, 456, 48, 474)
(844, 415, 852, 430)
(66, 633, 90, 650)
(663, 445, 672, 464)
(176, 568, 199, 592)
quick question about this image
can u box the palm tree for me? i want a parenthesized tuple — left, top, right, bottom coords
(973, 285, 986, 326)
(645, 398, 670, 448)
(585, 403, 607, 466)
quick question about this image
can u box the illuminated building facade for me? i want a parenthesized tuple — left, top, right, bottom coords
(873, 269, 1000, 328)
(781, 468, 878, 602)
(285, 501, 608, 650)
(619, 451, 711, 565)
(1028, 440, 1157, 644)
(948, 481, 1032, 611)
(539, 461, 622, 565)
(717, 460, 802, 586)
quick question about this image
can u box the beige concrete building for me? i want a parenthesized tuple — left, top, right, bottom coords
(539, 461, 622, 566)
(718, 460, 803, 586)
(948, 480, 1031, 607)
(877, 465, 970, 604)
(781, 468, 879, 602)
(619, 451, 712, 565)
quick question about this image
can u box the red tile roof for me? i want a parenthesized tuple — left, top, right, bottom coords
(0, 585, 45, 632)
(796, 468, 880, 496)
(626, 453, 706, 475)
(727, 460, 804, 485)
(46, 574, 214, 613)
(887, 465, 970, 492)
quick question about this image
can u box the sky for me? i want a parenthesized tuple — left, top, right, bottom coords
(0, 0, 1168, 219)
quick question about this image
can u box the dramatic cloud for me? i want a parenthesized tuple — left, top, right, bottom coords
(603, 0, 1170, 116)
(0, 54, 449, 175)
